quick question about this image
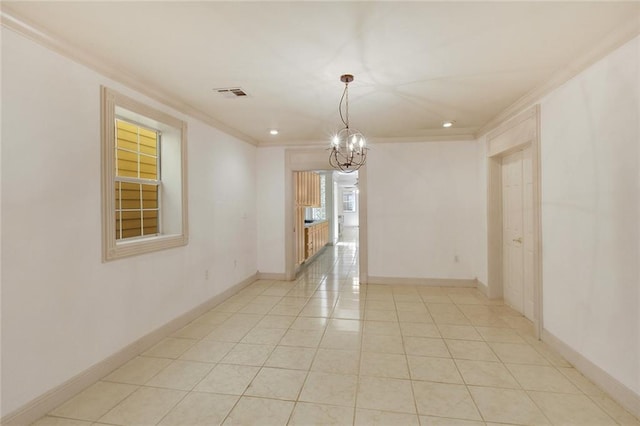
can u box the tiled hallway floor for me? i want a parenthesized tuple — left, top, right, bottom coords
(34, 228, 639, 425)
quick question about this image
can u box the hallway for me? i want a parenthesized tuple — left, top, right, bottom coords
(33, 228, 638, 425)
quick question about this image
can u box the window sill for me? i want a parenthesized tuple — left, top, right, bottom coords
(105, 234, 188, 261)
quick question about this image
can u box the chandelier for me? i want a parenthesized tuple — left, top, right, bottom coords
(329, 74, 367, 172)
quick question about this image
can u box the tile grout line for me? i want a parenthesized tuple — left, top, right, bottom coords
(40, 229, 628, 426)
(460, 300, 548, 425)
(583, 392, 638, 425)
(152, 287, 274, 426)
(395, 291, 422, 421)
(193, 281, 289, 425)
(284, 246, 343, 424)
(352, 265, 367, 425)
(219, 278, 311, 426)
(284, 291, 328, 424)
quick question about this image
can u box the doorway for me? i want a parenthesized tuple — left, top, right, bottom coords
(486, 105, 541, 337)
(284, 148, 368, 282)
(293, 169, 361, 277)
(336, 170, 360, 238)
(502, 147, 534, 320)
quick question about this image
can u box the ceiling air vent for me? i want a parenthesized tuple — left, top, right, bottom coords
(214, 87, 248, 98)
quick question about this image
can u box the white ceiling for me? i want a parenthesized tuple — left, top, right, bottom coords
(3, 2, 639, 146)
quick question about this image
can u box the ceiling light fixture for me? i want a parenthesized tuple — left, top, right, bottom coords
(442, 120, 455, 128)
(329, 74, 367, 173)
(269, 129, 279, 135)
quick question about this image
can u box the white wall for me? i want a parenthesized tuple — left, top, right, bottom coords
(539, 36, 639, 394)
(1, 28, 257, 416)
(0, 23, 4, 420)
(256, 147, 285, 274)
(367, 141, 482, 280)
(475, 135, 489, 286)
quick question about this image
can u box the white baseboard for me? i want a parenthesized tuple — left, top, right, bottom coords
(476, 280, 489, 297)
(542, 329, 640, 420)
(0, 272, 259, 426)
(367, 276, 477, 287)
(256, 272, 287, 280)
(294, 245, 329, 277)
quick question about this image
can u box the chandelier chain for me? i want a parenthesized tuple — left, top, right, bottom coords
(339, 83, 349, 128)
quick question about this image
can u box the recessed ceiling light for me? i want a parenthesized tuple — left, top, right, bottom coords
(269, 129, 279, 135)
(442, 121, 455, 128)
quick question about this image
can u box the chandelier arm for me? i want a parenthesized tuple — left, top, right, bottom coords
(329, 150, 346, 171)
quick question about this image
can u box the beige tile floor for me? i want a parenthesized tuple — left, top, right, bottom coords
(33, 228, 639, 426)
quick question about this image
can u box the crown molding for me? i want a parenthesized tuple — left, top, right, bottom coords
(475, 14, 640, 139)
(257, 132, 476, 148)
(4, 5, 637, 148)
(258, 140, 329, 149)
(369, 134, 476, 144)
(0, 8, 259, 147)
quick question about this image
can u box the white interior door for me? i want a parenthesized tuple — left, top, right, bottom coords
(502, 147, 534, 319)
(522, 146, 535, 320)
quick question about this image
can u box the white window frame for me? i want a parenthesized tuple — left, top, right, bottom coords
(343, 190, 356, 213)
(101, 86, 188, 261)
(311, 173, 327, 221)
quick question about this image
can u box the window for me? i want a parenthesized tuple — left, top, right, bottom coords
(115, 120, 160, 239)
(343, 190, 356, 212)
(102, 87, 188, 260)
(311, 174, 326, 221)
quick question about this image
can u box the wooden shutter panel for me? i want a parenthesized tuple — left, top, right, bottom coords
(114, 120, 159, 240)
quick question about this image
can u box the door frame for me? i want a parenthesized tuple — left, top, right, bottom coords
(284, 147, 368, 282)
(486, 105, 542, 338)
